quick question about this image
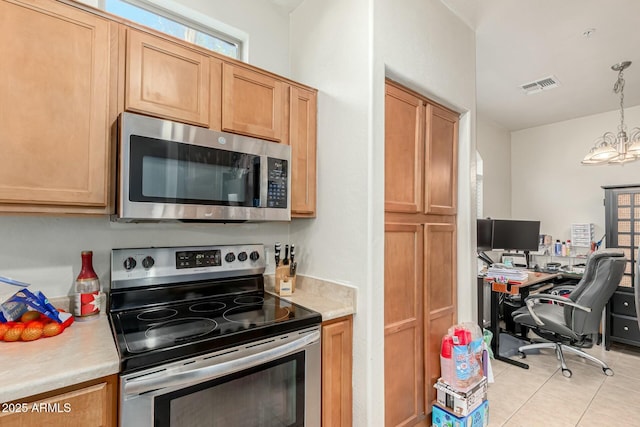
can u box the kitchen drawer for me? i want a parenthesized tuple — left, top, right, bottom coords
(611, 291, 637, 316)
(610, 313, 640, 342)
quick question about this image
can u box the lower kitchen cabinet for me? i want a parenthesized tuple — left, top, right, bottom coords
(322, 315, 353, 427)
(0, 375, 118, 427)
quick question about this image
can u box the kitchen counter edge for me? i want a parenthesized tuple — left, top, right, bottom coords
(265, 274, 356, 321)
(0, 312, 119, 403)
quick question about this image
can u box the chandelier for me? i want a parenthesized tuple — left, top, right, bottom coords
(582, 61, 640, 165)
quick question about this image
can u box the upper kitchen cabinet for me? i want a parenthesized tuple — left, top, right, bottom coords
(125, 28, 213, 127)
(290, 86, 317, 217)
(425, 104, 458, 215)
(0, 0, 117, 213)
(222, 62, 287, 143)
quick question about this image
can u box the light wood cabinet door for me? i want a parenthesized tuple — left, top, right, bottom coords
(126, 28, 211, 126)
(385, 83, 425, 214)
(0, 375, 117, 427)
(322, 316, 353, 427)
(424, 222, 457, 405)
(222, 62, 287, 142)
(290, 86, 317, 217)
(0, 0, 116, 211)
(384, 223, 426, 427)
(425, 104, 458, 215)
(384, 83, 425, 213)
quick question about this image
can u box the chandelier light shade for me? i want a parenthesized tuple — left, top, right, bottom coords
(582, 61, 640, 165)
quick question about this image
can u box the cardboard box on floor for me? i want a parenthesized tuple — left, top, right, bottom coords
(434, 376, 487, 417)
(432, 399, 489, 427)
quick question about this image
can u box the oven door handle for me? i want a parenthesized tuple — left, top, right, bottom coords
(124, 330, 320, 396)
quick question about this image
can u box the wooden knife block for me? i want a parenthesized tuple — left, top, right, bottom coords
(275, 263, 296, 295)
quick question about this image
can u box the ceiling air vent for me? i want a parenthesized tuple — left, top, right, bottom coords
(519, 75, 560, 95)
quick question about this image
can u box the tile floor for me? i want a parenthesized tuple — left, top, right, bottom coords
(487, 341, 640, 426)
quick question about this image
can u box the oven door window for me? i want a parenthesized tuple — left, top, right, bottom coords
(129, 135, 260, 207)
(154, 352, 305, 427)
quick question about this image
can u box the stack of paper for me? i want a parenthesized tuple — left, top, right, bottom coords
(486, 266, 528, 282)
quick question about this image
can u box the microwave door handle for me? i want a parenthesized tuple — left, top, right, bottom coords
(259, 155, 268, 208)
(124, 330, 320, 396)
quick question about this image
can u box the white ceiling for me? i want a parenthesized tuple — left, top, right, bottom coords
(441, 0, 640, 131)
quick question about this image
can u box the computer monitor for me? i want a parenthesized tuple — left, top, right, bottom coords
(477, 219, 493, 251)
(491, 219, 541, 251)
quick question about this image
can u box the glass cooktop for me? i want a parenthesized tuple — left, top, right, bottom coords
(110, 292, 321, 373)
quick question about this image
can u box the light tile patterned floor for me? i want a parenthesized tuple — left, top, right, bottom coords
(487, 342, 640, 426)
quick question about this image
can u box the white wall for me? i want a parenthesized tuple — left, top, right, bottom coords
(0, 217, 289, 297)
(477, 114, 511, 219)
(511, 105, 640, 244)
(289, 0, 373, 424)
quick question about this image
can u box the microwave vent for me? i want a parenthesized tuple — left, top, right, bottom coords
(520, 75, 560, 95)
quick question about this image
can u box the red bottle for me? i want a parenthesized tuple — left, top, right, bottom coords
(74, 251, 100, 318)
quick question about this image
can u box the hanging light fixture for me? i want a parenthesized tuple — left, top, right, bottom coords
(582, 61, 640, 165)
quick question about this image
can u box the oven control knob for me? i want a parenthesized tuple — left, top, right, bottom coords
(237, 251, 248, 262)
(250, 251, 260, 261)
(123, 257, 137, 271)
(225, 252, 236, 263)
(142, 256, 155, 269)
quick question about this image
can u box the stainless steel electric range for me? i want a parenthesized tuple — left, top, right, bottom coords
(108, 244, 321, 427)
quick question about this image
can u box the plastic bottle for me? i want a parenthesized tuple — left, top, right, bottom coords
(566, 240, 571, 256)
(561, 241, 567, 256)
(554, 240, 562, 256)
(73, 251, 101, 319)
(440, 335, 454, 385)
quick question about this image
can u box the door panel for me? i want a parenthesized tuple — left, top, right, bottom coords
(222, 63, 286, 142)
(290, 86, 317, 216)
(385, 84, 424, 213)
(126, 29, 210, 126)
(425, 104, 458, 215)
(322, 317, 353, 427)
(425, 223, 457, 312)
(385, 223, 425, 427)
(0, 0, 114, 208)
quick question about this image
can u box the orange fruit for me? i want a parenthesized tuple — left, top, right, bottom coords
(21, 327, 43, 341)
(0, 324, 9, 340)
(27, 321, 44, 330)
(20, 311, 41, 323)
(43, 323, 63, 337)
(4, 327, 23, 342)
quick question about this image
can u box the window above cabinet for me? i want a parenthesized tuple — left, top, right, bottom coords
(102, 0, 242, 59)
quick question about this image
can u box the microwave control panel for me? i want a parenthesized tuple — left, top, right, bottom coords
(267, 157, 288, 208)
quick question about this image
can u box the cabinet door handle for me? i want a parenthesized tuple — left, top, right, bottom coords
(624, 326, 629, 331)
(624, 302, 629, 307)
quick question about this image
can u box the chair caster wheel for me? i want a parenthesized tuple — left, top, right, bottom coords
(562, 369, 572, 378)
(603, 368, 614, 376)
(518, 351, 526, 359)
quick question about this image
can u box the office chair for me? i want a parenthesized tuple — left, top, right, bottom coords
(512, 250, 626, 378)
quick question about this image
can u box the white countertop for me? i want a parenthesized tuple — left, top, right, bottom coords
(265, 275, 356, 321)
(0, 312, 119, 403)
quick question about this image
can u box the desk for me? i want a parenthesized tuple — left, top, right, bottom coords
(485, 271, 559, 369)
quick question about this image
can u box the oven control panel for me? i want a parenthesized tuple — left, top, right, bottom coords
(111, 244, 266, 288)
(176, 249, 221, 269)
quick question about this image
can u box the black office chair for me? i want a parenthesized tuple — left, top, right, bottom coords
(512, 250, 626, 378)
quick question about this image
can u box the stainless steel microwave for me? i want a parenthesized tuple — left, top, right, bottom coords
(114, 112, 290, 222)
